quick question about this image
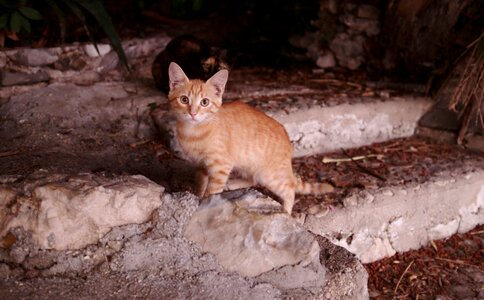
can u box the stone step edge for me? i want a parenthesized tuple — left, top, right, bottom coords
(264, 96, 433, 157)
(303, 168, 484, 263)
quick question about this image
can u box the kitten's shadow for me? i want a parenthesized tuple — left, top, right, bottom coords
(201, 188, 287, 215)
(156, 158, 198, 194)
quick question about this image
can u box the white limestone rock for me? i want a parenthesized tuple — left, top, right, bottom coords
(329, 33, 366, 70)
(184, 190, 321, 277)
(84, 44, 112, 57)
(0, 173, 164, 250)
(14, 49, 59, 66)
(316, 51, 337, 69)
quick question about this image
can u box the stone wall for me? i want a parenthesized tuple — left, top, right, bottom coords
(289, 0, 383, 70)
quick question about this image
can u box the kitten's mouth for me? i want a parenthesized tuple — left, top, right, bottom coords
(185, 115, 202, 123)
(179, 113, 211, 124)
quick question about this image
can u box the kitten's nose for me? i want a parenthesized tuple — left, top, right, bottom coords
(189, 112, 197, 119)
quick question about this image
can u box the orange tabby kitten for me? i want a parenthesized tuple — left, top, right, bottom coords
(168, 62, 333, 214)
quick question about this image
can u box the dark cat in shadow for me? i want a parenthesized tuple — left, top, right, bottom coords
(152, 35, 229, 94)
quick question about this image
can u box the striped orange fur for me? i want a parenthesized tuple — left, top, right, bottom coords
(168, 62, 333, 214)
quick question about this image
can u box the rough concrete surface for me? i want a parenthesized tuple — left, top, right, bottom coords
(0, 81, 160, 145)
(271, 96, 432, 157)
(305, 168, 484, 263)
(0, 174, 368, 299)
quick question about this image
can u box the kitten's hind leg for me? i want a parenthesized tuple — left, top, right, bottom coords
(259, 173, 296, 215)
(279, 187, 295, 215)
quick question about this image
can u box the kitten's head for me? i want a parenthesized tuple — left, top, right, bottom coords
(168, 62, 228, 124)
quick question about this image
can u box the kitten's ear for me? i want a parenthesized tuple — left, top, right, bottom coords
(168, 62, 189, 90)
(206, 69, 228, 97)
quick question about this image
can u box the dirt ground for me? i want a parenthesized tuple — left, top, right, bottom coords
(366, 224, 484, 299)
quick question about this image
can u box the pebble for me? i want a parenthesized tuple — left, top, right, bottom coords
(382, 190, 394, 197)
(316, 51, 337, 69)
(84, 44, 112, 57)
(379, 90, 391, 98)
(343, 195, 358, 207)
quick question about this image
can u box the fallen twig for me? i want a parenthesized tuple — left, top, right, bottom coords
(129, 140, 151, 148)
(0, 150, 20, 158)
(340, 148, 387, 181)
(309, 78, 363, 89)
(322, 154, 382, 163)
(435, 257, 479, 268)
(394, 260, 414, 296)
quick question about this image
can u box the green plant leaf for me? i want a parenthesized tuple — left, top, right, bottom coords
(19, 6, 42, 21)
(192, 0, 203, 13)
(10, 11, 21, 32)
(0, 14, 8, 29)
(18, 13, 31, 33)
(73, 0, 130, 72)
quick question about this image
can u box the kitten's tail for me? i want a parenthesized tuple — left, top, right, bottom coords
(295, 176, 334, 194)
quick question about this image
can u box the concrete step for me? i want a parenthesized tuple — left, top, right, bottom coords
(263, 95, 431, 157)
(294, 136, 484, 263)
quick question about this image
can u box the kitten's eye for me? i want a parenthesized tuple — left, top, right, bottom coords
(200, 98, 210, 107)
(179, 96, 189, 105)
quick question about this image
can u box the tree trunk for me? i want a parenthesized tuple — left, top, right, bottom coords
(381, 0, 473, 77)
